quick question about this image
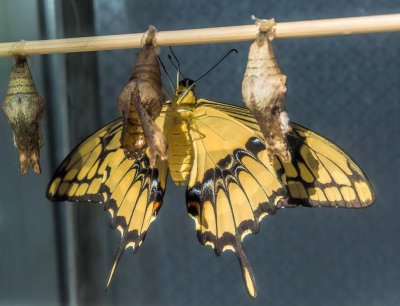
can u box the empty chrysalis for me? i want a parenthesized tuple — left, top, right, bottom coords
(242, 17, 292, 162)
(118, 25, 167, 167)
(2, 56, 45, 175)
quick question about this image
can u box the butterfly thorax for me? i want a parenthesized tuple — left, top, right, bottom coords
(163, 83, 197, 185)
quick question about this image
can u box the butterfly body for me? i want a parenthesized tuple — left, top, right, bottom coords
(161, 104, 192, 185)
(47, 81, 374, 298)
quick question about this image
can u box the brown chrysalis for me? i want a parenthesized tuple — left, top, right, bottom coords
(2, 56, 45, 175)
(118, 25, 167, 167)
(242, 18, 292, 162)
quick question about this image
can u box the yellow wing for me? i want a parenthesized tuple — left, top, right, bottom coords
(186, 105, 287, 298)
(46, 118, 168, 286)
(197, 99, 375, 208)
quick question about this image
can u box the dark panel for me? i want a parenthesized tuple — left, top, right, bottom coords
(91, 1, 400, 306)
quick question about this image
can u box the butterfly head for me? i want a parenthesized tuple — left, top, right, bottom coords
(174, 78, 197, 106)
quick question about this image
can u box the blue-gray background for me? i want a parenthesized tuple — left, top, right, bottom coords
(0, 1, 399, 305)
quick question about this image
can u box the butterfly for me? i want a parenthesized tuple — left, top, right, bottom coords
(47, 78, 374, 298)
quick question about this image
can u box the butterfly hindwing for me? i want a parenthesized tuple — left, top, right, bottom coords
(199, 99, 374, 208)
(186, 105, 287, 298)
(47, 118, 168, 285)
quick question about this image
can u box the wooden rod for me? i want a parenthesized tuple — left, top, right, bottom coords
(1, 13, 400, 57)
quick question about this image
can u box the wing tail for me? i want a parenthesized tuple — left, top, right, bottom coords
(237, 246, 257, 298)
(106, 243, 126, 289)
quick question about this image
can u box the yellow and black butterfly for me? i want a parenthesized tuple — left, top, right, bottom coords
(47, 79, 374, 298)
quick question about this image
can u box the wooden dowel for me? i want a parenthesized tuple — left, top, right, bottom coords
(1, 13, 400, 57)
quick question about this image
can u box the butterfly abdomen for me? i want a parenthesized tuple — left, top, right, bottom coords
(164, 109, 192, 185)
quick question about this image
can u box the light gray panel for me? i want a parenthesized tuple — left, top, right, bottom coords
(0, 1, 60, 306)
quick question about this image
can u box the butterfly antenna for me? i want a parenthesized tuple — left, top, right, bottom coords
(194, 48, 238, 83)
(158, 55, 175, 97)
(167, 54, 180, 88)
(168, 47, 186, 85)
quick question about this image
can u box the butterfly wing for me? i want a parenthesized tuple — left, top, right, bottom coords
(198, 99, 375, 208)
(47, 117, 168, 286)
(186, 105, 287, 298)
(279, 124, 374, 207)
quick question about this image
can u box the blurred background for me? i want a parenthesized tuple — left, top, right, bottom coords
(0, 1, 399, 305)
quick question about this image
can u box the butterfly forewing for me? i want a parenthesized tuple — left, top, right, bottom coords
(47, 118, 168, 285)
(199, 99, 374, 208)
(279, 125, 374, 207)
